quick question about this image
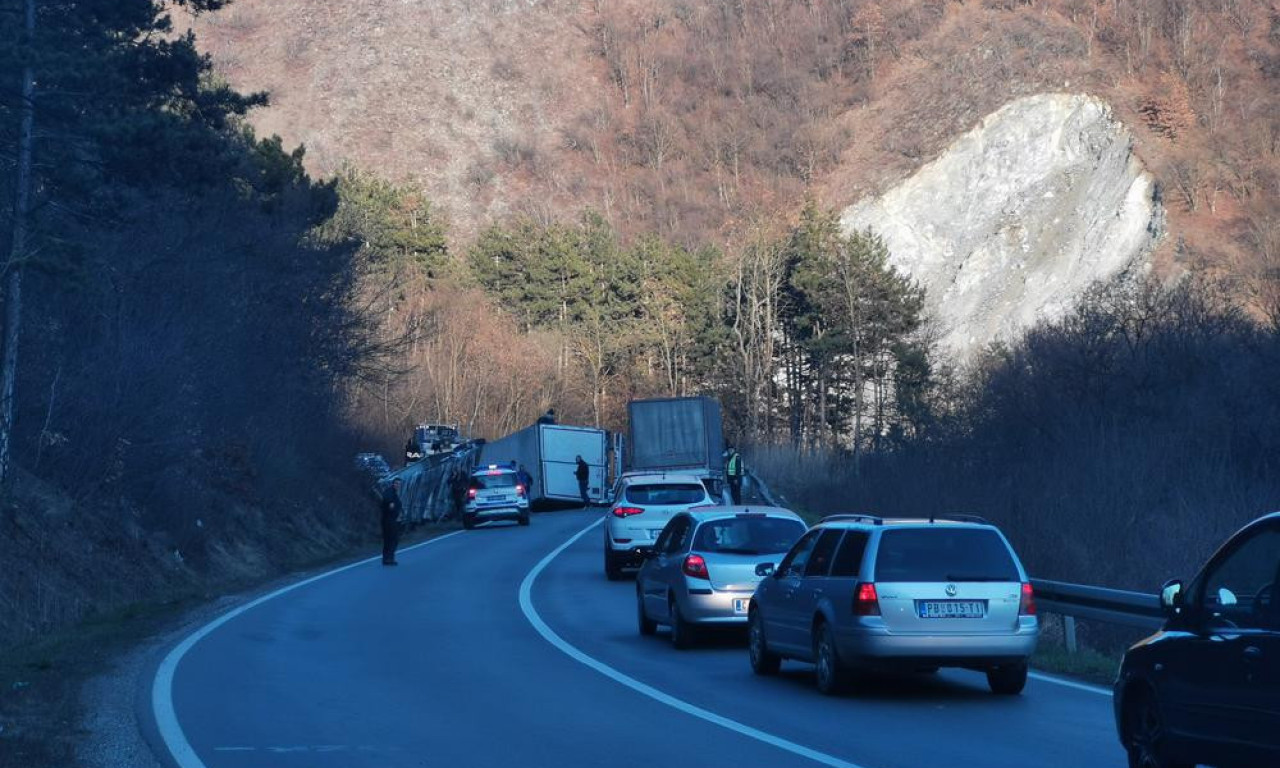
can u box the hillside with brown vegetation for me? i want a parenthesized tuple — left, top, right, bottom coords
(190, 0, 1280, 293)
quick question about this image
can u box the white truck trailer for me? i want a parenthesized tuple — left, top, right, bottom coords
(478, 423, 608, 507)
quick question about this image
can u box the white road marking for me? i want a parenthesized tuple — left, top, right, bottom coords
(1029, 671, 1114, 697)
(152, 531, 466, 768)
(518, 518, 871, 768)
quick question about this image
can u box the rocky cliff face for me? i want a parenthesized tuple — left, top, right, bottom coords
(841, 93, 1164, 359)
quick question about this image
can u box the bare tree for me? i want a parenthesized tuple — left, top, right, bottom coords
(0, 0, 36, 488)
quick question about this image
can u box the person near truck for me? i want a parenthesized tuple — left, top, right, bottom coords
(574, 455, 591, 506)
(537, 408, 557, 425)
(449, 465, 470, 519)
(517, 464, 534, 498)
(725, 446, 745, 504)
(380, 478, 403, 566)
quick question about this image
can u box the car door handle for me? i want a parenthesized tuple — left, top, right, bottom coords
(1244, 645, 1264, 662)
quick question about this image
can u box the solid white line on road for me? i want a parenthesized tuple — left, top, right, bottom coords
(518, 518, 872, 768)
(1029, 671, 1114, 697)
(152, 531, 466, 768)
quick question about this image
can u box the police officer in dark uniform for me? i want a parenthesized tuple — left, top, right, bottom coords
(380, 478, 403, 566)
(574, 455, 590, 506)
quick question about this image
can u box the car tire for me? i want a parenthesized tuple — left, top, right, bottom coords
(748, 608, 781, 676)
(669, 597, 697, 650)
(462, 515, 476, 531)
(813, 621, 850, 695)
(986, 662, 1028, 695)
(604, 543, 623, 581)
(518, 512, 530, 526)
(637, 589, 657, 636)
(1123, 687, 1193, 768)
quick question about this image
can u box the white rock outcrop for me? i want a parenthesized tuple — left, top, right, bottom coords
(840, 93, 1163, 359)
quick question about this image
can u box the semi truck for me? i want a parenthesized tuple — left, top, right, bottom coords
(626, 396, 725, 476)
(478, 423, 608, 507)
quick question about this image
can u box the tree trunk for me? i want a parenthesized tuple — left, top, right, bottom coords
(0, 0, 37, 489)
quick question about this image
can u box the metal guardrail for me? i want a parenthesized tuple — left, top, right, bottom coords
(1031, 579, 1165, 631)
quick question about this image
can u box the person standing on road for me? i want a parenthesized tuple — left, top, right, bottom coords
(449, 465, 469, 520)
(517, 464, 534, 498)
(725, 446, 745, 504)
(380, 478, 403, 566)
(574, 455, 591, 506)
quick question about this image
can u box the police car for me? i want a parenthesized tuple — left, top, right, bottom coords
(464, 463, 531, 530)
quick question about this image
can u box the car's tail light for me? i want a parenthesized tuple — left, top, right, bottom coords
(683, 554, 710, 580)
(854, 582, 880, 616)
(516, 484, 526, 497)
(467, 488, 477, 500)
(1019, 582, 1036, 616)
(612, 506, 644, 518)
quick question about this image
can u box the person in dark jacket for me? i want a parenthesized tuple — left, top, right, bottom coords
(574, 455, 591, 506)
(537, 408, 557, 425)
(517, 464, 534, 498)
(380, 478, 403, 566)
(449, 465, 470, 519)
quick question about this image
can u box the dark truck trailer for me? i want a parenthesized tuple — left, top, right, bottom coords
(478, 423, 607, 507)
(626, 396, 725, 477)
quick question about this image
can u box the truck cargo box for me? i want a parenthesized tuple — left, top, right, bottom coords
(626, 396, 724, 476)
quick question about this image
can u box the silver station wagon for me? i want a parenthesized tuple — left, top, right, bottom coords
(748, 514, 1040, 695)
(636, 506, 807, 649)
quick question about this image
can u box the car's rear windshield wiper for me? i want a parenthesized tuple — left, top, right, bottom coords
(944, 574, 1015, 582)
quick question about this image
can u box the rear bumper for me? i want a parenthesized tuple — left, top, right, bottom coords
(836, 622, 1039, 665)
(680, 589, 754, 625)
(466, 505, 528, 522)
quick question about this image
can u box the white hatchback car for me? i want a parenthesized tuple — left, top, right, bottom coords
(604, 472, 718, 580)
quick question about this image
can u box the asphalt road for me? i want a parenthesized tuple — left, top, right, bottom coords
(152, 508, 1125, 768)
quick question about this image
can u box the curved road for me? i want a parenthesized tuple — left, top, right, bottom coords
(150, 509, 1123, 768)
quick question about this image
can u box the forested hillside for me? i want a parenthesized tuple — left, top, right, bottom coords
(0, 0, 393, 651)
(192, 0, 1280, 282)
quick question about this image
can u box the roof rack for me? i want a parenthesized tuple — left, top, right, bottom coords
(927, 513, 991, 525)
(820, 513, 883, 526)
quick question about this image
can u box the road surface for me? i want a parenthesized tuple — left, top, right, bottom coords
(150, 509, 1123, 768)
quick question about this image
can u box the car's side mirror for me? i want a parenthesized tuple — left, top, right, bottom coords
(755, 562, 775, 577)
(1160, 579, 1184, 617)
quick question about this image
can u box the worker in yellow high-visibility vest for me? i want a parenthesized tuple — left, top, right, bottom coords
(725, 446, 744, 504)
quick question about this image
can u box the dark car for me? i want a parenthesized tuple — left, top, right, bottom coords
(1114, 512, 1280, 768)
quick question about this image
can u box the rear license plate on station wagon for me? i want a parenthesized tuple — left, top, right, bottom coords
(918, 600, 986, 619)
(733, 598, 749, 614)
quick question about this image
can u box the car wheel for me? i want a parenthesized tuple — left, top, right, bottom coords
(604, 543, 623, 581)
(670, 597, 697, 650)
(748, 608, 781, 675)
(518, 513, 530, 526)
(637, 589, 657, 636)
(462, 515, 475, 530)
(986, 662, 1028, 695)
(1124, 688, 1193, 768)
(813, 621, 850, 695)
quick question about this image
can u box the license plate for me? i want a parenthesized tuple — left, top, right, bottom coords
(733, 598, 749, 614)
(918, 600, 986, 619)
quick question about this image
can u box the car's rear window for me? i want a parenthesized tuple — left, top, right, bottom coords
(471, 472, 517, 489)
(625, 483, 705, 505)
(874, 528, 1020, 582)
(692, 516, 806, 555)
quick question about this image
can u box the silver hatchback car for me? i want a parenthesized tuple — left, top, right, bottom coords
(749, 514, 1039, 694)
(636, 506, 807, 648)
